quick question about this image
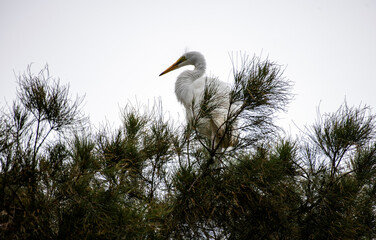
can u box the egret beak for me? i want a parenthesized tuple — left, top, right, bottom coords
(159, 56, 186, 76)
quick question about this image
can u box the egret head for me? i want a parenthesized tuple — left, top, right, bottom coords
(159, 51, 205, 76)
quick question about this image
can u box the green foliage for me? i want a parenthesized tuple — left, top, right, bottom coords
(229, 55, 292, 149)
(1, 62, 375, 239)
(298, 104, 376, 239)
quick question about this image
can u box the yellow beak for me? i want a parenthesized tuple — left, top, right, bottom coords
(159, 56, 186, 76)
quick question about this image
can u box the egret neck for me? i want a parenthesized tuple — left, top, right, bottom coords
(174, 60, 206, 108)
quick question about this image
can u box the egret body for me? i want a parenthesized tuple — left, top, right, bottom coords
(159, 51, 237, 147)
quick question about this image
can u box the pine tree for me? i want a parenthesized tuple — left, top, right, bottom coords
(0, 59, 375, 239)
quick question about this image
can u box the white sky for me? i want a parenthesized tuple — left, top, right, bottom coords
(1, 0, 375, 135)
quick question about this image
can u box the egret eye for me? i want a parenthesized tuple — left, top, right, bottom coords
(177, 56, 187, 64)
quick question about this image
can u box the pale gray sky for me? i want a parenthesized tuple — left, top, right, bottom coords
(1, 0, 375, 134)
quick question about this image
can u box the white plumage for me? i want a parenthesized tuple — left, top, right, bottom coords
(159, 51, 237, 147)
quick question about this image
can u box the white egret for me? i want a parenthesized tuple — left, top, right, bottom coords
(159, 51, 238, 148)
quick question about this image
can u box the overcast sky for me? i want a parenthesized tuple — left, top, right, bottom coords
(1, 0, 375, 135)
